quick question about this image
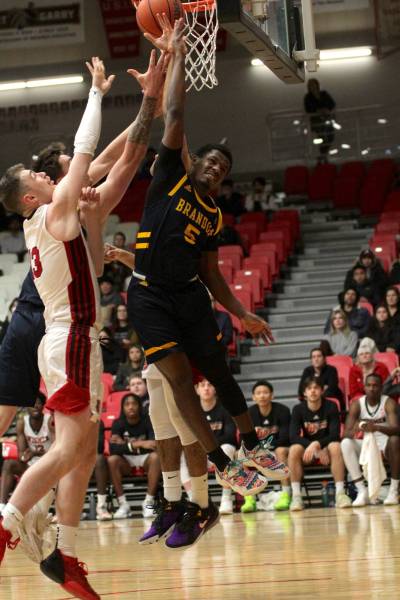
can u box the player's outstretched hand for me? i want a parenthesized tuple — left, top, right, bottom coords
(78, 186, 101, 219)
(169, 17, 187, 55)
(104, 243, 121, 264)
(127, 49, 168, 99)
(85, 56, 115, 94)
(240, 311, 274, 346)
(143, 12, 174, 52)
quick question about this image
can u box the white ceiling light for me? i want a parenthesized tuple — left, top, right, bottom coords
(329, 148, 338, 155)
(361, 148, 370, 155)
(341, 143, 351, 149)
(0, 75, 83, 92)
(319, 47, 372, 61)
(251, 58, 264, 67)
(377, 118, 387, 124)
(313, 138, 323, 145)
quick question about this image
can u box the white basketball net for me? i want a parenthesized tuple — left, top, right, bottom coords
(183, 0, 219, 92)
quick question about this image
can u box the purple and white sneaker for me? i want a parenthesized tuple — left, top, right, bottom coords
(165, 501, 220, 550)
(238, 437, 290, 480)
(138, 497, 185, 545)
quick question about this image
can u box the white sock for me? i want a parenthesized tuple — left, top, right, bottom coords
(282, 486, 291, 495)
(162, 470, 182, 503)
(335, 481, 344, 495)
(222, 488, 232, 499)
(390, 479, 399, 493)
(190, 474, 208, 509)
(144, 494, 155, 505)
(291, 482, 301, 496)
(118, 494, 128, 506)
(355, 481, 365, 494)
(2, 503, 23, 537)
(57, 524, 77, 558)
(97, 494, 107, 507)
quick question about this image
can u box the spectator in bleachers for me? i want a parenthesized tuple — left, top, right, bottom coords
(111, 304, 138, 352)
(322, 309, 358, 357)
(0, 298, 18, 345)
(345, 265, 380, 307)
(113, 231, 129, 251)
(248, 380, 291, 512)
(0, 216, 26, 258)
(345, 250, 389, 302)
(341, 373, 400, 506)
(325, 288, 371, 338)
(99, 327, 125, 375)
(366, 305, 396, 352)
(298, 348, 344, 410)
(384, 286, 400, 328)
(128, 376, 149, 411)
(107, 393, 161, 518)
(104, 242, 132, 292)
(383, 367, 400, 398)
(95, 420, 112, 521)
(209, 296, 233, 349)
(100, 277, 124, 327)
(389, 254, 400, 285)
(244, 177, 274, 213)
(289, 377, 351, 511)
(215, 179, 244, 218)
(0, 393, 53, 510)
(349, 338, 390, 403)
(138, 146, 156, 180)
(113, 344, 145, 391)
(304, 78, 336, 161)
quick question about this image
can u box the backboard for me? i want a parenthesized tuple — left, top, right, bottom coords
(218, 0, 317, 84)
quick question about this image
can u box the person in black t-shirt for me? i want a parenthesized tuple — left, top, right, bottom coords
(248, 380, 291, 512)
(304, 78, 336, 160)
(107, 393, 160, 519)
(289, 376, 351, 512)
(298, 347, 344, 410)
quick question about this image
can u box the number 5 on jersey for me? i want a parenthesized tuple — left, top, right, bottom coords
(31, 246, 43, 278)
(184, 223, 200, 245)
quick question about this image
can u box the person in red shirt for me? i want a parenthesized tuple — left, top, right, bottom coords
(349, 338, 389, 403)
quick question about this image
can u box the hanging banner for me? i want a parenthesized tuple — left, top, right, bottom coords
(0, 1, 84, 49)
(98, 0, 140, 59)
(374, 0, 400, 57)
(312, 0, 369, 12)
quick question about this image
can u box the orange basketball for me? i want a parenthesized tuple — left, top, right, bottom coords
(134, 0, 184, 38)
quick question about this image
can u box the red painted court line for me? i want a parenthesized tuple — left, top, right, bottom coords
(56, 576, 333, 599)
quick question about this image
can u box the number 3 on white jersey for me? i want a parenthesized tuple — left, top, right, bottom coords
(30, 246, 43, 278)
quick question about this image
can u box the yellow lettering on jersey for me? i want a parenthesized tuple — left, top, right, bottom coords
(182, 203, 192, 216)
(175, 199, 215, 237)
(195, 211, 203, 225)
(176, 198, 186, 212)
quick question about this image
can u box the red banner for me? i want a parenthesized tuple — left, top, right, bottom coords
(98, 0, 140, 59)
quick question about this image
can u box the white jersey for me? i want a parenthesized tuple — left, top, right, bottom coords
(359, 394, 389, 450)
(23, 413, 52, 465)
(23, 205, 101, 330)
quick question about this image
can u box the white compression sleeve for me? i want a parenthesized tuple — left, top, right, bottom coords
(74, 86, 103, 156)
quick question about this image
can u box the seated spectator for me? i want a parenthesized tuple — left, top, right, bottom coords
(384, 286, 400, 328)
(244, 177, 273, 213)
(288, 377, 351, 511)
(324, 288, 371, 339)
(111, 304, 138, 352)
(298, 347, 344, 410)
(383, 367, 400, 399)
(248, 380, 291, 512)
(0, 393, 53, 510)
(349, 337, 390, 403)
(100, 277, 123, 327)
(107, 393, 160, 518)
(99, 327, 125, 375)
(95, 420, 112, 521)
(366, 304, 395, 352)
(322, 309, 358, 357)
(104, 241, 132, 292)
(341, 373, 400, 506)
(389, 253, 400, 285)
(128, 376, 149, 411)
(209, 296, 233, 350)
(215, 179, 244, 218)
(113, 344, 145, 391)
(112, 231, 129, 251)
(345, 265, 380, 306)
(0, 216, 26, 258)
(345, 249, 389, 302)
(0, 298, 18, 345)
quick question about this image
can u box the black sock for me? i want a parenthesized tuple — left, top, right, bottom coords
(241, 430, 259, 451)
(208, 447, 230, 472)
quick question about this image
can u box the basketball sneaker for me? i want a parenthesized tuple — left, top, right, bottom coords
(215, 459, 268, 496)
(113, 503, 132, 519)
(139, 497, 185, 545)
(238, 438, 289, 480)
(165, 501, 220, 550)
(240, 495, 257, 513)
(219, 495, 234, 515)
(96, 505, 112, 521)
(40, 548, 100, 600)
(0, 518, 19, 565)
(18, 501, 53, 563)
(274, 491, 291, 511)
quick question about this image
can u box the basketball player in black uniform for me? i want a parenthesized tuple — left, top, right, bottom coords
(127, 19, 289, 495)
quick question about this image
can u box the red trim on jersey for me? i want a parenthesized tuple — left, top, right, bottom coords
(46, 379, 90, 414)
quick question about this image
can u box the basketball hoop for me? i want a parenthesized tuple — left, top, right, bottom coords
(182, 0, 219, 92)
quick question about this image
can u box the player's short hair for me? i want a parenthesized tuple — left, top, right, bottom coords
(113, 231, 126, 241)
(195, 143, 233, 171)
(252, 379, 274, 394)
(310, 346, 325, 358)
(0, 163, 26, 215)
(32, 142, 66, 182)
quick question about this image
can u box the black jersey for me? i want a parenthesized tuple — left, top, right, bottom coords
(289, 400, 340, 449)
(249, 402, 291, 448)
(17, 270, 44, 312)
(134, 144, 222, 287)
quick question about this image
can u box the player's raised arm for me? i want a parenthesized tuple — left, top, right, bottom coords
(47, 57, 114, 240)
(162, 18, 186, 150)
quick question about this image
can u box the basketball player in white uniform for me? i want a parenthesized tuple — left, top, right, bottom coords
(341, 373, 400, 507)
(0, 52, 167, 599)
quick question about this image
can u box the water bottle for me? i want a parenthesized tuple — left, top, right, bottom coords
(327, 482, 336, 507)
(88, 492, 97, 520)
(321, 480, 329, 507)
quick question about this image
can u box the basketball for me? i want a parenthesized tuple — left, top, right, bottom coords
(135, 0, 184, 38)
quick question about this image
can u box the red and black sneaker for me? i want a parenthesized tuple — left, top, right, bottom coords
(40, 548, 100, 600)
(0, 517, 19, 565)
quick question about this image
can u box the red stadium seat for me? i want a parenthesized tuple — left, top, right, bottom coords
(375, 222, 400, 234)
(383, 190, 400, 211)
(247, 249, 278, 279)
(333, 177, 361, 209)
(360, 177, 389, 215)
(326, 355, 353, 402)
(368, 158, 396, 181)
(259, 230, 291, 256)
(339, 161, 365, 180)
(101, 373, 114, 396)
(251, 240, 285, 265)
(218, 245, 243, 271)
(370, 239, 397, 262)
(240, 212, 267, 232)
(284, 165, 309, 195)
(106, 391, 127, 412)
(308, 163, 336, 202)
(228, 284, 254, 311)
(272, 210, 300, 238)
(243, 257, 272, 291)
(235, 222, 259, 247)
(218, 263, 234, 283)
(222, 214, 236, 227)
(234, 269, 263, 307)
(374, 352, 399, 373)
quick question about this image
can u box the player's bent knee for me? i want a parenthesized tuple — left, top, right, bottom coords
(328, 442, 341, 454)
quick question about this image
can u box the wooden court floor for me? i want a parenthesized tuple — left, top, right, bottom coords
(1, 507, 400, 599)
